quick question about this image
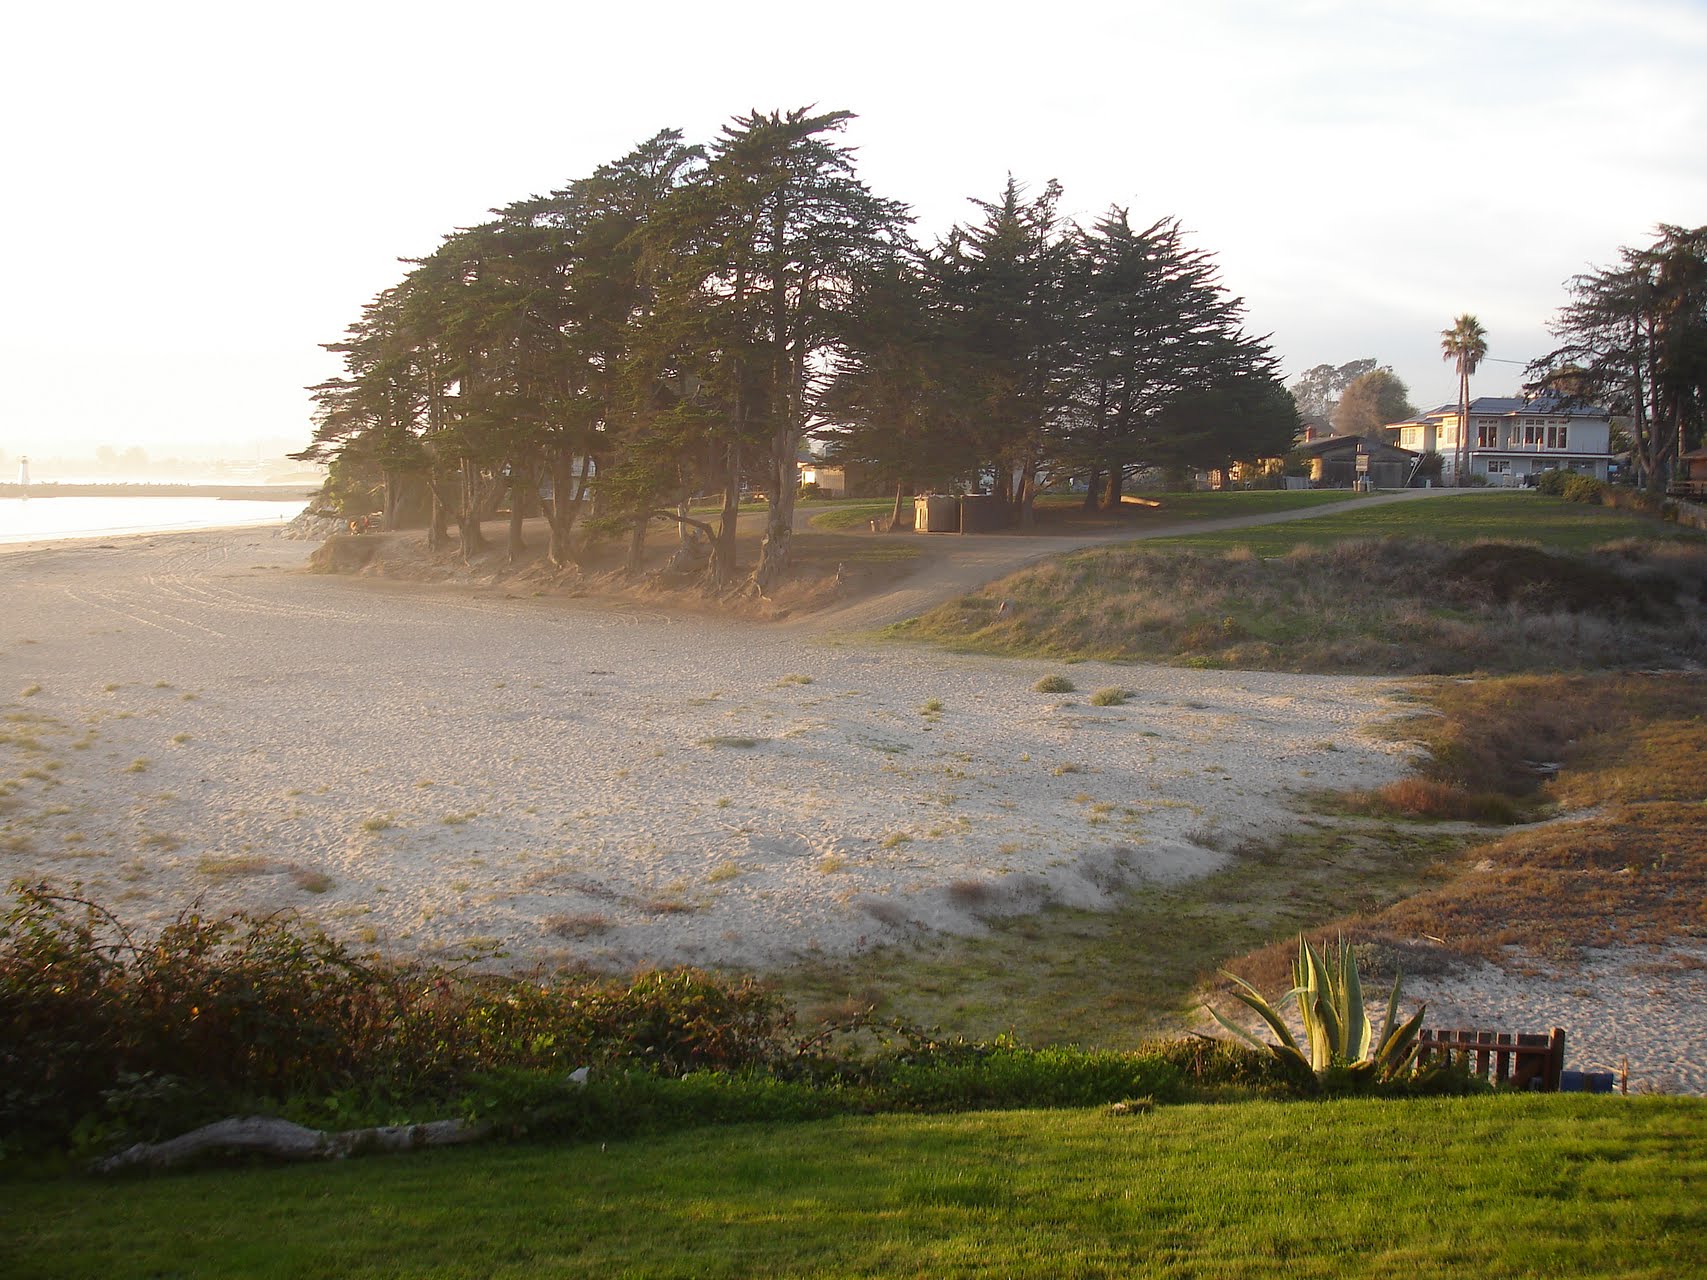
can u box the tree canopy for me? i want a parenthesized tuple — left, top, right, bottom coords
(1532, 223, 1707, 490)
(300, 109, 1294, 584)
(1331, 368, 1415, 437)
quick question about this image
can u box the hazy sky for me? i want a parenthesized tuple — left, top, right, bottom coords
(4, 0, 1704, 460)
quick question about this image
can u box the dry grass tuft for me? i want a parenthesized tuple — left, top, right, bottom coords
(1347, 778, 1520, 824)
(1228, 671, 1707, 981)
(544, 912, 612, 939)
(291, 868, 336, 894)
(197, 854, 273, 880)
(946, 879, 996, 909)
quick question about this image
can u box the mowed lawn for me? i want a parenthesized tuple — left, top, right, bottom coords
(7, 1096, 1702, 1279)
(1143, 490, 1697, 555)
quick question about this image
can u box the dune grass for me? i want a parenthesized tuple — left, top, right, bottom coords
(889, 501, 1707, 674)
(780, 670, 1706, 1046)
(6, 1096, 1701, 1278)
(1247, 671, 1707, 981)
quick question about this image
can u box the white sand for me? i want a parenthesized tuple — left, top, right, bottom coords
(1403, 943, 1707, 1096)
(2, 520, 1701, 1094)
(1, 528, 1413, 971)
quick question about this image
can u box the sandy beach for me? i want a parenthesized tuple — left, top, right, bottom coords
(2, 519, 1701, 1094)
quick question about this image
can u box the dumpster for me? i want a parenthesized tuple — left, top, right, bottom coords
(956, 493, 1009, 533)
(914, 494, 959, 532)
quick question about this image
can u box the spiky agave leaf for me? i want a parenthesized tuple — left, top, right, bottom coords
(1206, 971, 1311, 1074)
(1375, 1002, 1429, 1078)
(1296, 938, 1336, 1073)
(1335, 937, 1372, 1064)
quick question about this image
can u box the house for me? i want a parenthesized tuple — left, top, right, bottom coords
(797, 459, 880, 497)
(1388, 394, 1615, 485)
(1672, 447, 1707, 502)
(1292, 434, 1417, 489)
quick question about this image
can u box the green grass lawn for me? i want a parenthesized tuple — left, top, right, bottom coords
(809, 488, 1363, 533)
(7, 1096, 1700, 1278)
(1146, 492, 1698, 555)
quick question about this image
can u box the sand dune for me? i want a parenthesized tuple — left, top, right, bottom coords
(2, 521, 1699, 1093)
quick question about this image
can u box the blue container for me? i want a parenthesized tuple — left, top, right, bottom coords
(1560, 1070, 1616, 1094)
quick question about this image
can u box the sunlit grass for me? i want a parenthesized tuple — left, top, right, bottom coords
(6, 1097, 1700, 1279)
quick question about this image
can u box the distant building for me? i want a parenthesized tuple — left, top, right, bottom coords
(797, 460, 880, 497)
(1388, 395, 1615, 485)
(1292, 434, 1416, 488)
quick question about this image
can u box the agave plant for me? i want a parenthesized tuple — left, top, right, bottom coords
(1208, 936, 1427, 1084)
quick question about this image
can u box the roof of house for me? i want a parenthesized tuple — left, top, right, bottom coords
(1419, 394, 1610, 420)
(1293, 433, 1416, 460)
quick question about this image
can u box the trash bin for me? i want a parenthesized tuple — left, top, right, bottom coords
(956, 493, 1009, 533)
(1559, 1070, 1615, 1094)
(914, 494, 960, 532)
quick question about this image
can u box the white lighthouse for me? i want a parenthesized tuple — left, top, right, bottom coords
(16, 456, 27, 488)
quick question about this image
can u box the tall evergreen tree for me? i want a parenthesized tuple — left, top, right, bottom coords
(819, 249, 970, 527)
(669, 108, 909, 591)
(933, 177, 1074, 527)
(1065, 209, 1269, 507)
(1535, 223, 1707, 490)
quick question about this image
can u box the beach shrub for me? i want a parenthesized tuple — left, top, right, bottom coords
(1033, 674, 1075, 693)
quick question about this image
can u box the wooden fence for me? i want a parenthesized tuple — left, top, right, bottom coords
(1414, 1026, 1566, 1091)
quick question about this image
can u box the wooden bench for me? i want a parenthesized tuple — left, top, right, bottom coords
(1414, 1026, 1565, 1091)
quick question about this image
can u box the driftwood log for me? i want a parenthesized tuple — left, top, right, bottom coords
(93, 1115, 493, 1174)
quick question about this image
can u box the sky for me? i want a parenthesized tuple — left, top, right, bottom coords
(3, 0, 1704, 463)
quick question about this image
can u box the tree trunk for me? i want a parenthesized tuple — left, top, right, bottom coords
(428, 485, 449, 552)
(457, 458, 487, 560)
(890, 479, 908, 531)
(1101, 467, 1123, 509)
(752, 431, 794, 593)
(382, 469, 401, 531)
(1017, 450, 1039, 531)
(715, 437, 741, 575)
(625, 516, 647, 575)
(1083, 468, 1102, 511)
(543, 449, 586, 569)
(506, 480, 526, 564)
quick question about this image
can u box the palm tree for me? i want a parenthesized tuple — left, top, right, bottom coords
(1440, 314, 1489, 484)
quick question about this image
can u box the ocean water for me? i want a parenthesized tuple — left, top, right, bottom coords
(0, 496, 306, 545)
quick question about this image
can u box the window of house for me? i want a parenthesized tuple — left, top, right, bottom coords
(1546, 425, 1569, 449)
(1523, 423, 1543, 446)
(1486, 459, 1510, 474)
(1478, 423, 1498, 448)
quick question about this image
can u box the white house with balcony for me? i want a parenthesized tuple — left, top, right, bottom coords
(1387, 395, 1615, 485)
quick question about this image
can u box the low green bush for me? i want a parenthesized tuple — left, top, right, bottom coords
(1561, 474, 1606, 504)
(0, 885, 1485, 1161)
(0, 884, 797, 1154)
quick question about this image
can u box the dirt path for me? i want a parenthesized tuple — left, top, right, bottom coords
(795, 488, 1482, 634)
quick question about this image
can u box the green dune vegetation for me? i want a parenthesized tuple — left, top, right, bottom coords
(889, 493, 1707, 673)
